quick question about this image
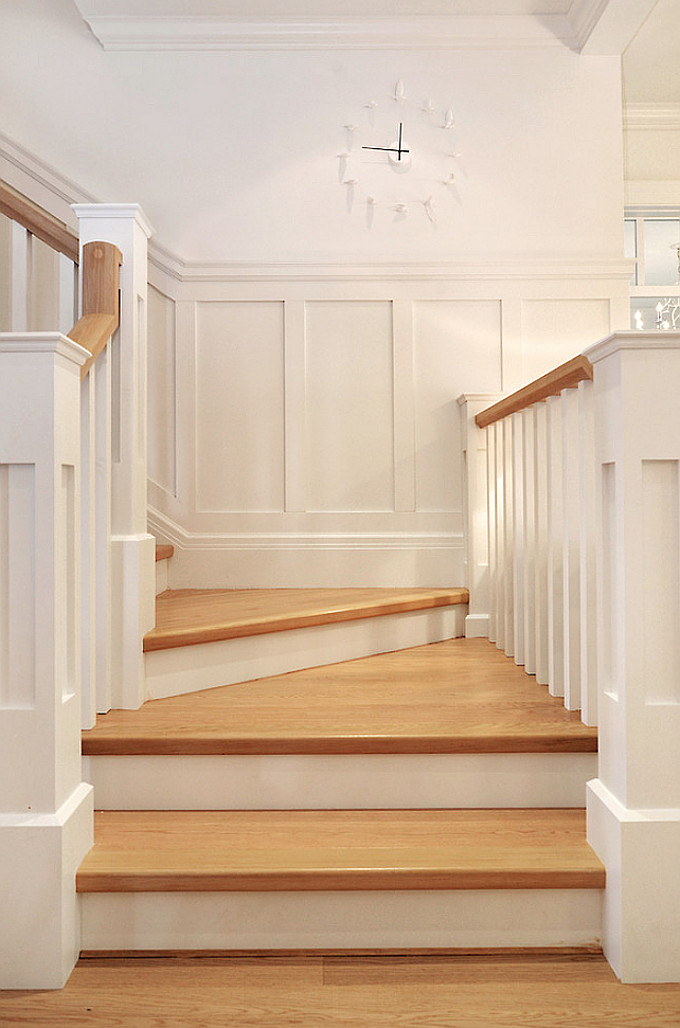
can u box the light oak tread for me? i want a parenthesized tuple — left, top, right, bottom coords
(84, 638, 597, 755)
(76, 808, 604, 893)
(7, 952, 680, 1026)
(155, 544, 174, 562)
(144, 587, 468, 652)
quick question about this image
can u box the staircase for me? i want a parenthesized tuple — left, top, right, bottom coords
(77, 548, 603, 955)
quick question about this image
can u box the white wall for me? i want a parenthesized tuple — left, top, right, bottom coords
(0, 1, 632, 586)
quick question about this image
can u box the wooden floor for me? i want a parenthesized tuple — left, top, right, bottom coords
(144, 587, 468, 651)
(76, 808, 604, 893)
(84, 638, 597, 755)
(4, 953, 680, 1026)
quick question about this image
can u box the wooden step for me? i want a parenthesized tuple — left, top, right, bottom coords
(84, 639, 597, 810)
(88, 639, 596, 757)
(77, 809, 604, 894)
(143, 588, 468, 700)
(144, 587, 467, 652)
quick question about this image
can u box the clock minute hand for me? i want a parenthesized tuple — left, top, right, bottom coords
(362, 122, 409, 161)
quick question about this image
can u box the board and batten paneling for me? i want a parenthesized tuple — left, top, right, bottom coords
(195, 301, 285, 513)
(147, 286, 177, 497)
(520, 300, 611, 385)
(304, 301, 395, 512)
(413, 300, 502, 511)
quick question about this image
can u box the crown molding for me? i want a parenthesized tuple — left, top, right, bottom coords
(149, 251, 634, 283)
(78, 13, 576, 51)
(623, 104, 680, 132)
(570, 0, 657, 54)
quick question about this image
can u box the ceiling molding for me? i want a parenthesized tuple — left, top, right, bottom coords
(624, 104, 680, 131)
(78, 14, 577, 51)
(569, 0, 658, 54)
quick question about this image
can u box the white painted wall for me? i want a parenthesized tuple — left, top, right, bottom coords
(0, 1, 633, 586)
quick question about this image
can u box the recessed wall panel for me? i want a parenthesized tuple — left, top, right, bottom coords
(413, 300, 501, 512)
(642, 459, 680, 704)
(0, 463, 35, 708)
(305, 301, 394, 512)
(196, 301, 285, 512)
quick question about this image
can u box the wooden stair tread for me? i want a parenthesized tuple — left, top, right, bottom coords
(155, 543, 174, 562)
(144, 587, 468, 652)
(83, 638, 597, 756)
(77, 808, 604, 893)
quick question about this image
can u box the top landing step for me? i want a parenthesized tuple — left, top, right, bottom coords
(144, 587, 468, 653)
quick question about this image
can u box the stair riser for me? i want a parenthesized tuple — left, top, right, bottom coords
(80, 889, 603, 951)
(144, 606, 466, 700)
(84, 753, 597, 810)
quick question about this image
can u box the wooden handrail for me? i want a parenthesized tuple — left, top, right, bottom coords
(475, 354, 594, 429)
(0, 180, 79, 263)
(67, 241, 122, 379)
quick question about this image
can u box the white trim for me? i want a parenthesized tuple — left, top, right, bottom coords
(72, 204, 155, 240)
(149, 252, 633, 284)
(585, 330, 680, 363)
(624, 104, 680, 132)
(79, 14, 576, 52)
(568, 0, 609, 49)
(147, 505, 462, 552)
(0, 331, 89, 366)
(0, 129, 95, 209)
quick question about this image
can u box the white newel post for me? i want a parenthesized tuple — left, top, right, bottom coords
(458, 395, 501, 638)
(73, 205, 155, 711)
(585, 331, 680, 982)
(0, 333, 94, 988)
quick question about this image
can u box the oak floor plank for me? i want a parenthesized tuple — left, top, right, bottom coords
(3, 953, 680, 1027)
(84, 638, 597, 756)
(144, 587, 468, 651)
(76, 808, 604, 893)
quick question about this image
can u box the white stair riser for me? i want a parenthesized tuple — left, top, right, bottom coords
(80, 888, 602, 951)
(84, 752, 597, 810)
(144, 605, 466, 700)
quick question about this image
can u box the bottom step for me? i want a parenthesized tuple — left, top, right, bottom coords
(78, 809, 604, 951)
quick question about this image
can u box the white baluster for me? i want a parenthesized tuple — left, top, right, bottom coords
(10, 222, 28, 331)
(502, 415, 515, 658)
(487, 421, 498, 643)
(522, 406, 536, 675)
(578, 378, 597, 725)
(546, 393, 564, 697)
(512, 410, 525, 666)
(562, 386, 581, 710)
(533, 401, 549, 685)
(495, 420, 506, 652)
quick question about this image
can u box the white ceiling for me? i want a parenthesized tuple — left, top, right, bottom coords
(73, 0, 575, 14)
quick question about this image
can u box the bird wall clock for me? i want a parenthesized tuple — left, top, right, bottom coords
(338, 80, 461, 225)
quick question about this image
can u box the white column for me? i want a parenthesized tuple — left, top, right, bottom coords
(458, 395, 501, 638)
(494, 420, 506, 652)
(73, 205, 156, 710)
(502, 415, 515, 658)
(0, 332, 93, 988)
(585, 331, 680, 982)
(511, 411, 525, 667)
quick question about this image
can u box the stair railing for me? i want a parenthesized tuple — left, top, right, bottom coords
(462, 333, 680, 982)
(0, 185, 154, 987)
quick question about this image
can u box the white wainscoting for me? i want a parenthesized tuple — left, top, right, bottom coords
(146, 259, 630, 588)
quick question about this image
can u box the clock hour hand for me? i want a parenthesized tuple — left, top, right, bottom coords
(362, 122, 409, 161)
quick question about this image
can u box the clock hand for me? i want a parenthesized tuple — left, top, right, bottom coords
(362, 123, 409, 160)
